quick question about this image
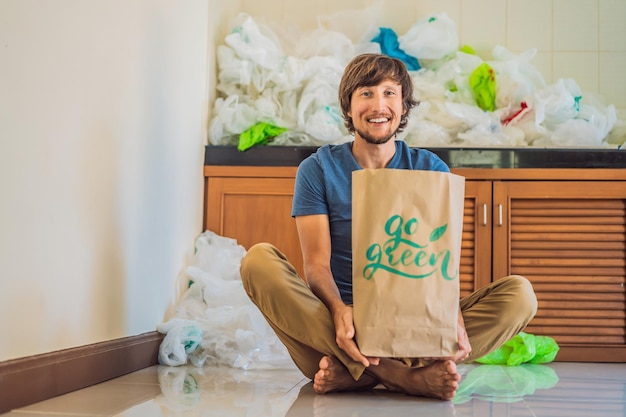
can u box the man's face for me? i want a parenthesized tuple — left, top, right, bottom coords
(348, 79, 406, 145)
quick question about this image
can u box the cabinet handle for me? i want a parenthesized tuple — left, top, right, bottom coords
(498, 204, 503, 227)
(483, 203, 487, 226)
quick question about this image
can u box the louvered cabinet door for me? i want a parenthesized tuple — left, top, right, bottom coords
(492, 181, 626, 362)
(461, 181, 493, 298)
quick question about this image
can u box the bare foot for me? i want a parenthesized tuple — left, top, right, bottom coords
(368, 359, 461, 400)
(313, 356, 378, 394)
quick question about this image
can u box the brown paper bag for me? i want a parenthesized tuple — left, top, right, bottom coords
(352, 169, 465, 358)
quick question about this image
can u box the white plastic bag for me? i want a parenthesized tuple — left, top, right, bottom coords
(297, 57, 346, 143)
(157, 318, 203, 367)
(445, 102, 521, 146)
(489, 46, 547, 109)
(540, 102, 617, 147)
(399, 13, 459, 62)
(208, 95, 259, 145)
(224, 15, 284, 70)
(534, 78, 582, 128)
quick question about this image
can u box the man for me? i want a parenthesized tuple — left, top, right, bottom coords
(240, 53, 537, 400)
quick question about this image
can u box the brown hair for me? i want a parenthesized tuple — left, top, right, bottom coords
(338, 53, 418, 134)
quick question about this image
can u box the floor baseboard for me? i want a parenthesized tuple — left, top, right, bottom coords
(0, 331, 164, 414)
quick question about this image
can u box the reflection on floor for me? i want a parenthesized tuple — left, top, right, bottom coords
(3, 362, 626, 417)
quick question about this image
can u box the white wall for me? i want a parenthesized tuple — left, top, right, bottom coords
(215, 0, 626, 111)
(0, 0, 209, 361)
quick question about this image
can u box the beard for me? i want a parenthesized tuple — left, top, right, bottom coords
(354, 126, 398, 145)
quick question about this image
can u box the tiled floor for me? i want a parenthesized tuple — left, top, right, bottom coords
(3, 362, 626, 416)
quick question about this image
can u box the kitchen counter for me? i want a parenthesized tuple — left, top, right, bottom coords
(204, 145, 626, 168)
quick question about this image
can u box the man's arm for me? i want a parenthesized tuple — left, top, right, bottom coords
(295, 214, 377, 367)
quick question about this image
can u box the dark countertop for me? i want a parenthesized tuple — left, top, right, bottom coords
(205, 145, 626, 169)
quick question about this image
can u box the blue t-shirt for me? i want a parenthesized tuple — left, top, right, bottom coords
(292, 140, 449, 305)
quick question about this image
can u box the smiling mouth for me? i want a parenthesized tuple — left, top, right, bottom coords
(368, 117, 390, 123)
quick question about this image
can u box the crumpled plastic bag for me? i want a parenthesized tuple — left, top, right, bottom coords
(238, 122, 288, 151)
(208, 95, 259, 145)
(411, 50, 483, 106)
(546, 113, 614, 147)
(224, 15, 284, 71)
(371, 27, 420, 71)
(469, 62, 496, 111)
(490, 46, 546, 109)
(476, 332, 560, 366)
(296, 56, 347, 143)
(399, 13, 459, 63)
(403, 116, 453, 147)
(607, 111, 626, 147)
(157, 318, 203, 367)
(533, 78, 582, 128)
(157, 231, 294, 370)
(435, 101, 526, 146)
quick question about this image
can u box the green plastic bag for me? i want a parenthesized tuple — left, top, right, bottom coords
(469, 62, 496, 112)
(476, 332, 559, 366)
(237, 122, 288, 152)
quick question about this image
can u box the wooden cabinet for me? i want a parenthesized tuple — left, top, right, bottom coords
(205, 165, 626, 362)
(204, 166, 303, 277)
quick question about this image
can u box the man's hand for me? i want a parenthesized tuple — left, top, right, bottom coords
(423, 311, 472, 362)
(453, 311, 472, 362)
(332, 304, 380, 367)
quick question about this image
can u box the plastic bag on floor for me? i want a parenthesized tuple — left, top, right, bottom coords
(476, 332, 560, 366)
(157, 318, 203, 367)
(158, 231, 294, 370)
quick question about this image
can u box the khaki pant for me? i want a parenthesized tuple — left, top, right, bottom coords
(240, 243, 538, 381)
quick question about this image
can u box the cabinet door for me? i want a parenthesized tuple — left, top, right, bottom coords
(461, 181, 493, 297)
(493, 181, 626, 362)
(206, 177, 304, 278)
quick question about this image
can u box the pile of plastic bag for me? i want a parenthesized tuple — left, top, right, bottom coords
(157, 231, 294, 370)
(208, 5, 625, 149)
